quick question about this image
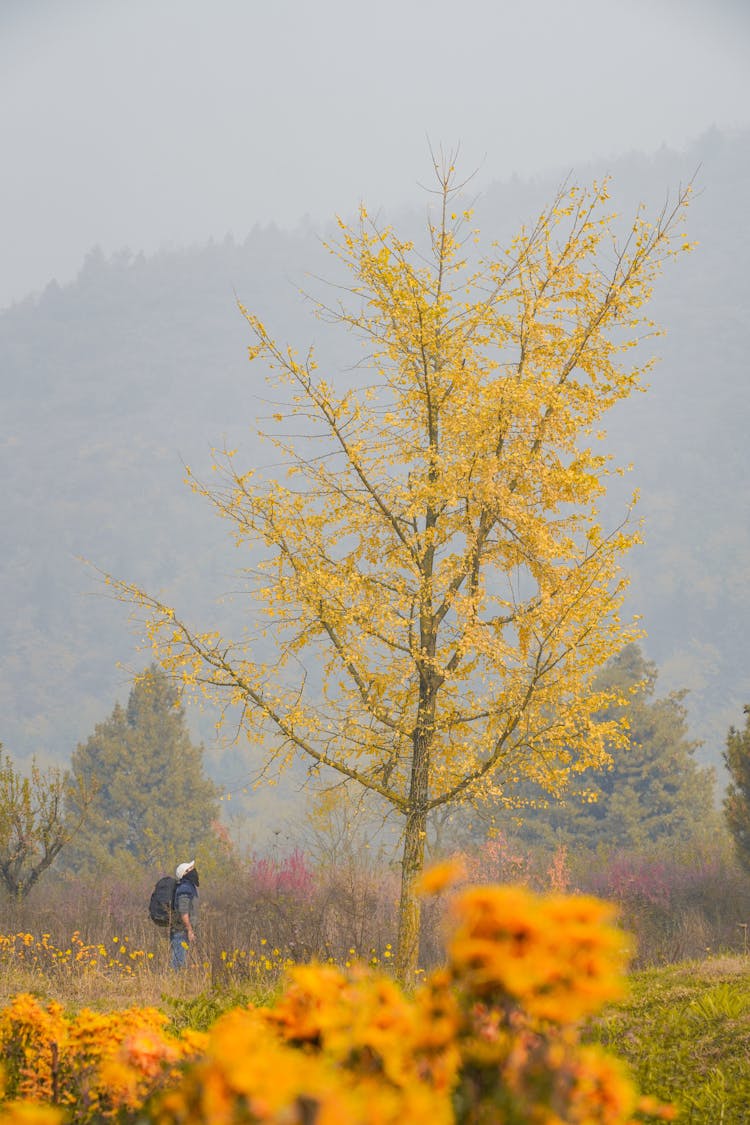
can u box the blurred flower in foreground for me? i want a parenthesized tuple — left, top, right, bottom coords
(415, 858, 467, 896)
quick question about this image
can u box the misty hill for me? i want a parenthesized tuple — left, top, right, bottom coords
(1, 128, 748, 795)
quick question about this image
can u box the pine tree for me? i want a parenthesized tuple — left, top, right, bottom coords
(65, 666, 222, 875)
(723, 706, 750, 871)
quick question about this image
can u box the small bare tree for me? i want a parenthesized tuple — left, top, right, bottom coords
(0, 745, 94, 899)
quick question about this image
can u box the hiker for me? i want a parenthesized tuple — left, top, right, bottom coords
(170, 859, 199, 970)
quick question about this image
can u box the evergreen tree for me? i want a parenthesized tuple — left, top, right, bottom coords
(518, 645, 717, 850)
(65, 666, 222, 875)
(723, 706, 750, 872)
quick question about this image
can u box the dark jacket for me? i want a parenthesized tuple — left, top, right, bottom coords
(169, 878, 198, 936)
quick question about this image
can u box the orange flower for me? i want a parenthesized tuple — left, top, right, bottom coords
(567, 1044, 639, 1121)
(448, 884, 628, 1022)
(636, 1094, 679, 1120)
(0, 1104, 64, 1125)
(414, 857, 467, 896)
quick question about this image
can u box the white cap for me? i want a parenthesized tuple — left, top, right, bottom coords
(176, 860, 195, 880)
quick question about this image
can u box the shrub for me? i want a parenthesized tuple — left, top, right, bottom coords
(579, 839, 750, 965)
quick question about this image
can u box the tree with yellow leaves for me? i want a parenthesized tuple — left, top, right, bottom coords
(109, 157, 691, 979)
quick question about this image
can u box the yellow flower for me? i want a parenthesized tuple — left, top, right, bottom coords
(0, 1103, 64, 1124)
(415, 857, 467, 896)
(448, 885, 628, 1021)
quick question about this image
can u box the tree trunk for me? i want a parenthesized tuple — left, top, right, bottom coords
(395, 709, 432, 982)
(395, 802, 427, 982)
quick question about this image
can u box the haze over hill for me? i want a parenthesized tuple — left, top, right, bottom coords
(1, 128, 748, 836)
(3, 0, 749, 313)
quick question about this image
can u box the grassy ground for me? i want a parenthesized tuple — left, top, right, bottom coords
(589, 955, 750, 1123)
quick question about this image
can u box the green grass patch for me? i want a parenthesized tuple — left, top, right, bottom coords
(162, 977, 287, 1033)
(589, 955, 750, 1122)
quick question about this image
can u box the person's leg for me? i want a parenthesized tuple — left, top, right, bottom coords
(170, 931, 187, 970)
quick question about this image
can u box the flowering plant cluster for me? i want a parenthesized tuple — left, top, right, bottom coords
(0, 992, 205, 1123)
(0, 881, 674, 1123)
(0, 931, 157, 981)
(0, 926, 400, 999)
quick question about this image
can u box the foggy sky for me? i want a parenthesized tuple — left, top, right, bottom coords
(1, 0, 749, 311)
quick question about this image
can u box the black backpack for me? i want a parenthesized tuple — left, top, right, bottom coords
(149, 875, 177, 926)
